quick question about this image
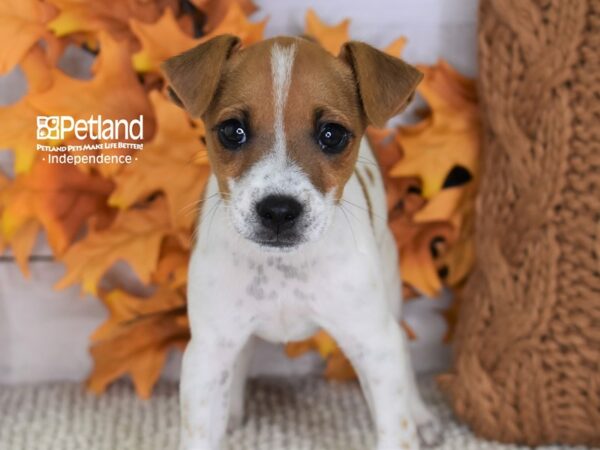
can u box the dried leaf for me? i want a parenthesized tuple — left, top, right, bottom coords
(55, 197, 180, 294)
(131, 8, 198, 73)
(400, 222, 455, 298)
(109, 91, 210, 230)
(88, 286, 188, 398)
(47, 0, 178, 42)
(0, 0, 56, 74)
(192, 0, 257, 32)
(132, 3, 265, 73)
(1, 161, 113, 257)
(304, 9, 349, 55)
(390, 61, 479, 199)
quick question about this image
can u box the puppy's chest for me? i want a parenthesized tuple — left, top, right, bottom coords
(240, 256, 321, 342)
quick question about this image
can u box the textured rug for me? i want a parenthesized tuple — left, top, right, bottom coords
(0, 376, 592, 450)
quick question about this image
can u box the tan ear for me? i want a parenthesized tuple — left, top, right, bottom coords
(161, 35, 240, 117)
(340, 41, 423, 128)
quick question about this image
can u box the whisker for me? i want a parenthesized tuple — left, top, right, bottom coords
(337, 204, 358, 251)
(341, 198, 386, 222)
(356, 156, 380, 167)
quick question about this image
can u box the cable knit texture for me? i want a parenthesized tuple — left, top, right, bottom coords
(438, 0, 600, 446)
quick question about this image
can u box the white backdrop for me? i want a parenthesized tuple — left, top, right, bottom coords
(0, 0, 478, 384)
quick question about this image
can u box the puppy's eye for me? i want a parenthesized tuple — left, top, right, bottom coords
(217, 119, 247, 150)
(317, 123, 349, 154)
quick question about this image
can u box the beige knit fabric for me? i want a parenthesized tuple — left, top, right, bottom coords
(0, 377, 591, 450)
(438, 0, 600, 446)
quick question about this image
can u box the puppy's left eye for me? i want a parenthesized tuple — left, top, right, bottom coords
(217, 119, 247, 150)
(317, 123, 350, 154)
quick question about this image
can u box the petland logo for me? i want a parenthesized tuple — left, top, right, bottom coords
(37, 115, 144, 141)
(36, 115, 145, 165)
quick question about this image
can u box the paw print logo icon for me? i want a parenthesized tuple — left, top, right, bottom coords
(37, 116, 60, 140)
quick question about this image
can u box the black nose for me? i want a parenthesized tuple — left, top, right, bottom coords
(256, 195, 303, 232)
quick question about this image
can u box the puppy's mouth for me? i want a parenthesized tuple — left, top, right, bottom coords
(250, 230, 305, 251)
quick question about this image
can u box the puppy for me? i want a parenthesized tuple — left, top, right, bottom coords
(163, 35, 442, 450)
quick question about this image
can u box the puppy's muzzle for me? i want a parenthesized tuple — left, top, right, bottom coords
(255, 195, 304, 247)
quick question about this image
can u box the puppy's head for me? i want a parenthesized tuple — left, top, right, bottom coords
(163, 35, 421, 250)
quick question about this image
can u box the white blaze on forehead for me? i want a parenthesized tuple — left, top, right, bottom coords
(270, 43, 297, 161)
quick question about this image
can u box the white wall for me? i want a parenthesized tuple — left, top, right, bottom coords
(0, 0, 478, 384)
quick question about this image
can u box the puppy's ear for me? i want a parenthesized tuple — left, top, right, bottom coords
(161, 35, 240, 117)
(340, 41, 423, 128)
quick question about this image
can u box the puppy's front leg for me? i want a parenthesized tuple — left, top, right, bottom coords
(328, 316, 419, 450)
(179, 329, 251, 450)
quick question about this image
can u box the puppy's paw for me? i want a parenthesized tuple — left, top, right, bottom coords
(415, 417, 443, 448)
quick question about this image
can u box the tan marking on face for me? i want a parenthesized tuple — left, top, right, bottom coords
(203, 37, 366, 199)
(203, 40, 278, 195)
(364, 166, 376, 184)
(284, 41, 365, 199)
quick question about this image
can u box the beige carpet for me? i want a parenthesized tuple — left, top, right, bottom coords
(0, 376, 593, 450)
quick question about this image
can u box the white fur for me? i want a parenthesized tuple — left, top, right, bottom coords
(270, 43, 296, 162)
(179, 45, 441, 450)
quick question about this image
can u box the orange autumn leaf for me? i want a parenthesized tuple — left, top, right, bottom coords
(109, 91, 210, 230)
(9, 220, 40, 277)
(384, 37, 407, 58)
(47, 0, 177, 42)
(0, 99, 41, 174)
(20, 44, 54, 93)
(55, 197, 181, 295)
(0, 170, 40, 275)
(130, 8, 198, 73)
(204, 1, 266, 45)
(1, 161, 113, 257)
(88, 286, 189, 398)
(325, 351, 356, 380)
(390, 61, 479, 199)
(401, 222, 456, 298)
(132, 3, 265, 73)
(304, 9, 349, 55)
(152, 238, 189, 288)
(0, 0, 56, 74)
(192, 0, 257, 32)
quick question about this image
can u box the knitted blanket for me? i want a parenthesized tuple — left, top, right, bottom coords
(439, 0, 600, 446)
(0, 377, 587, 450)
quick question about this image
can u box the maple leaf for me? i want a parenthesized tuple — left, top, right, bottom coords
(9, 220, 40, 276)
(204, 1, 266, 45)
(304, 9, 349, 55)
(46, 0, 178, 43)
(1, 161, 113, 258)
(400, 222, 456, 298)
(88, 286, 189, 398)
(152, 237, 189, 288)
(109, 91, 210, 230)
(0, 100, 42, 174)
(191, 0, 257, 32)
(130, 8, 198, 73)
(55, 197, 185, 295)
(20, 43, 54, 93)
(390, 61, 479, 199)
(0, 0, 56, 74)
(384, 37, 407, 58)
(0, 170, 40, 275)
(132, 3, 266, 73)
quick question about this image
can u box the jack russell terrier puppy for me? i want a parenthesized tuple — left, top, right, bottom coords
(163, 34, 442, 450)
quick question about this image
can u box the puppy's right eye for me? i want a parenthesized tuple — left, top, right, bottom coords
(217, 119, 247, 150)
